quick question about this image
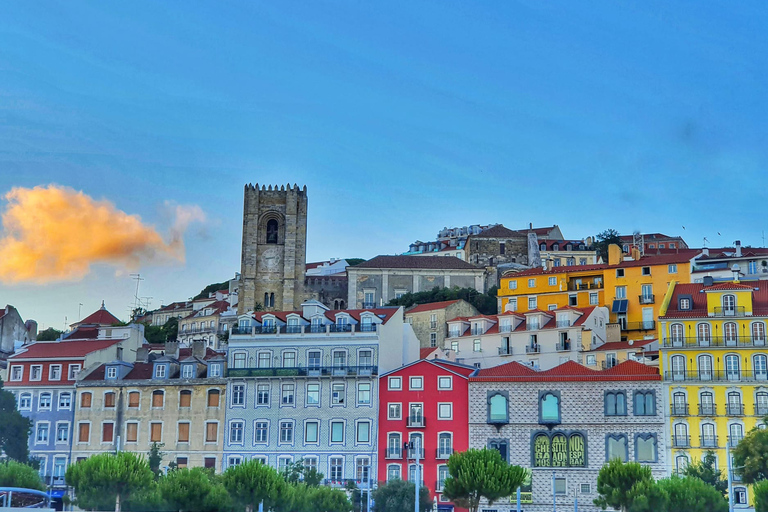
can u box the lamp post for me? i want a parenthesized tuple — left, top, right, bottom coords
(404, 439, 421, 512)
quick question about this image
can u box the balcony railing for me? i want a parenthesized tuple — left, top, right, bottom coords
(526, 346, 541, 354)
(567, 282, 602, 291)
(661, 336, 767, 348)
(385, 448, 402, 459)
(713, 306, 747, 317)
(228, 365, 378, 378)
(625, 321, 656, 331)
(232, 324, 378, 335)
(728, 435, 744, 448)
(672, 435, 690, 448)
(362, 302, 376, 309)
(436, 448, 453, 460)
(448, 331, 461, 338)
(498, 346, 513, 356)
(499, 325, 513, 333)
(670, 404, 689, 416)
(329, 324, 352, 333)
(556, 320, 572, 328)
(406, 416, 426, 428)
(406, 448, 425, 459)
(638, 294, 655, 305)
(436, 480, 446, 491)
(664, 371, 767, 383)
(756, 405, 768, 416)
(556, 340, 572, 352)
(700, 435, 719, 448)
(726, 403, 745, 416)
(698, 403, 718, 416)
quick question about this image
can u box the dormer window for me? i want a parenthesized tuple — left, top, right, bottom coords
(527, 317, 540, 330)
(209, 363, 221, 378)
(182, 365, 195, 379)
(722, 295, 736, 314)
(360, 316, 374, 332)
(154, 365, 166, 379)
(106, 367, 117, 379)
(679, 297, 691, 310)
(552, 244, 559, 251)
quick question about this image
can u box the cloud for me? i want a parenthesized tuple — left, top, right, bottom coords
(0, 184, 205, 284)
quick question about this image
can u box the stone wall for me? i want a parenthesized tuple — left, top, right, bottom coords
(406, 300, 479, 349)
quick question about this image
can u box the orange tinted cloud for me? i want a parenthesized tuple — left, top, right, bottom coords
(0, 185, 205, 284)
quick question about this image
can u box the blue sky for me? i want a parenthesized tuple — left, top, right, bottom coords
(1, 1, 766, 328)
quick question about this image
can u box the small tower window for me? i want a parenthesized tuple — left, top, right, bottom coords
(266, 219, 279, 244)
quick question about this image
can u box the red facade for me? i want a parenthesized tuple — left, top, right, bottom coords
(378, 359, 473, 512)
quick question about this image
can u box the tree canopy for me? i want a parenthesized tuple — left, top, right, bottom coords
(222, 459, 287, 512)
(371, 479, 432, 512)
(0, 460, 44, 490)
(36, 327, 62, 341)
(142, 318, 179, 344)
(732, 421, 768, 483)
(682, 451, 727, 496)
(159, 467, 233, 512)
(0, 378, 32, 463)
(594, 229, 622, 261)
(194, 281, 229, 300)
(387, 286, 499, 315)
(442, 448, 527, 512)
(651, 475, 727, 512)
(594, 459, 653, 512)
(754, 480, 768, 512)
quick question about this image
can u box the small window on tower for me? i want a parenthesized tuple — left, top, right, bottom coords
(266, 219, 279, 244)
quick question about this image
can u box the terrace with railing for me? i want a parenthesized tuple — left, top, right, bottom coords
(231, 323, 378, 335)
(664, 370, 767, 383)
(661, 336, 767, 348)
(228, 364, 378, 378)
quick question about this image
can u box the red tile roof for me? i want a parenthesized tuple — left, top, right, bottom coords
(420, 347, 439, 359)
(83, 347, 224, 381)
(587, 338, 656, 352)
(509, 264, 608, 277)
(406, 300, 461, 314)
(353, 255, 479, 270)
(77, 305, 121, 326)
(62, 326, 100, 340)
(610, 250, 699, 268)
(703, 283, 755, 291)
(447, 306, 597, 336)
(662, 281, 768, 318)
(9, 339, 121, 360)
(472, 359, 660, 382)
(473, 225, 522, 238)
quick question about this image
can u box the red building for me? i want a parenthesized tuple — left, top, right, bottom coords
(378, 359, 475, 512)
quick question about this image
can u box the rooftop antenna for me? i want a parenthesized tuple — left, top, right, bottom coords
(130, 273, 144, 312)
(78, 303, 83, 321)
(632, 231, 644, 257)
(703, 237, 709, 247)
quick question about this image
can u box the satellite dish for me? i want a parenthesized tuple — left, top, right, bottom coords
(628, 340, 634, 346)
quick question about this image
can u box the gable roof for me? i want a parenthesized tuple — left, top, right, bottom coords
(587, 338, 656, 352)
(352, 255, 479, 270)
(406, 300, 461, 314)
(379, 358, 476, 379)
(662, 281, 768, 318)
(472, 359, 659, 382)
(9, 339, 121, 360)
(76, 304, 121, 326)
(473, 225, 522, 238)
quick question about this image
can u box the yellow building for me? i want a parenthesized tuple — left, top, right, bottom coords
(659, 278, 768, 508)
(498, 264, 605, 314)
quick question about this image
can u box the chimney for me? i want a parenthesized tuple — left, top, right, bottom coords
(608, 244, 622, 266)
(732, 264, 741, 283)
(631, 247, 641, 261)
(703, 275, 714, 287)
(545, 258, 554, 271)
(136, 346, 149, 362)
(702, 247, 709, 256)
(192, 339, 206, 359)
(165, 341, 180, 360)
(735, 240, 742, 257)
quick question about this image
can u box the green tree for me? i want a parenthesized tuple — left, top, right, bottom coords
(594, 459, 653, 512)
(36, 327, 62, 341)
(624, 478, 668, 512)
(0, 460, 44, 490)
(283, 459, 324, 487)
(371, 479, 431, 512)
(753, 479, 768, 512)
(442, 448, 527, 512)
(308, 485, 353, 512)
(0, 378, 32, 463)
(159, 467, 233, 512)
(346, 258, 366, 266)
(654, 475, 728, 512)
(65, 451, 155, 512)
(682, 451, 727, 497)
(732, 421, 768, 483)
(222, 459, 287, 512)
(194, 281, 229, 300)
(148, 442, 164, 477)
(387, 286, 499, 315)
(594, 228, 622, 261)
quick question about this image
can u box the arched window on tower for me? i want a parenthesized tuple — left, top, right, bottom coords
(270, 293, 275, 308)
(264, 293, 269, 307)
(266, 219, 279, 244)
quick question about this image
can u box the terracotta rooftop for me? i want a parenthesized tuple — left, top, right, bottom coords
(587, 338, 656, 352)
(75, 303, 121, 326)
(83, 347, 223, 381)
(352, 255, 479, 270)
(702, 282, 755, 291)
(509, 264, 608, 277)
(9, 339, 121, 360)
(662, 281, 768, 318)
(472, 359, 660, 382)
(473, 225, 522, 238)
(250, 307, 399, 324)
(448, 306, 596, 336)
(406, 300, 462, 314)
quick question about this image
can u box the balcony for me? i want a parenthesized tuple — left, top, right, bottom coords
(661, 336, 767, 348)
(385, 448, 402, 459)
(556, 320, 572, 328)
(639, 294, 655, 305)
(700, 435, 719, 448)
(44, 475, 66, 487)
(556, 340, 572, 352)
(526, 345, 541, 354)
(672, 435, 690, 448)
(698, 403, 718, 416)
(499, 325, 513, 333)
(435, 480, 446, 492)
(670, 404, 689, 416)
(436, 448, 453, 460)
(567, 282, 602, 291)
(498, 346, 513, 356)
(329, 324, 352, 333)
(727, 403, 745, 416)
(728, 436, 744, 448)
(406, 448, 425, 459)
(713, 306, 747, 317)
(228, 365, 378, 378)
(625, 321, 656, 331)
(448, 331, 461, 338)
(664, 371, 767, 383)
(362, 302, 376, 309)
(756, 405, 768, 416)
(406, 415, 426, 428)
(359, 324, 376, 332)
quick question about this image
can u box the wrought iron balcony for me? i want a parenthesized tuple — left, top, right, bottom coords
(661, 336, 767, 348)
(556, 340, 572, 352)
(526, 345, 541, 354)
(228, 365, 378, 378)
(625, 321, 656, 331)
(385, 448, 402, 459)
(671, 435, 690, 448)
(728, 435, 744, 448)
(362, 302, 376, 309)
(700, 435, 719, 448)
(498, 346, 513, 356)
(664, 370, 767, 383)
(329, 324, 352, 333)
(436, 448, 453, 460)
(556, 320, 572, 328)
(406, 415, 426, 428)
(638, 294, 655, 305)
(713, 306, 746, 317)
(698, 403, 718, 416)
(670, 403, 689, 416)
(406, 448, 425, 459)
(756, 405, 768, 416)
(726, 403, 745, 416)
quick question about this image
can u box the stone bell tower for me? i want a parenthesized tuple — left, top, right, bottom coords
(238, 183, 308, 314)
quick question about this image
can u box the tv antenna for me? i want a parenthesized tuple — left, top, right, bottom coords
(130, 273, 144, 312)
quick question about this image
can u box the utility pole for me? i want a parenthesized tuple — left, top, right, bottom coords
(405, 439, 421, 512)
(78, 303, 83, 321)
(552, 471, 557, 512)
(727, 442, 734, 512)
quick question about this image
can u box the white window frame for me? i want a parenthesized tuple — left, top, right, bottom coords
(388, 376, 402, 390)
(68, 364, 82, 380)
(58, 392, 72, 410)
(9, 365, 23, 381)
(30, 365, 43, 381)
(437, 376, 453, 390)
(388, 402, 402, 420)
(409, 376, 424, 390)
(49, 364, 62, 381)
(437, 402, 453, 420)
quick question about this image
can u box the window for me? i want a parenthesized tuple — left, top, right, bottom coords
(231, 385, 245, 406)
(154, 365, 166, 379)
(507, 298, 517, 312)
(410, 376, 423, 390)
(152, 390, 164, 408)
(634, 391, 656, 415)
(528, 278, 536, 288)
(605, 391, 627, 416)
(257, 384, 270, 405)
(68, 364, 81, 380)
(230, 421, 244, 443)
(635, 434, 657, 462)
(438, 376, 452, 390)
(205, 422, 218, 443)
(18, 393, 31, 410)
(641, 266, 651, 276)
(668, 263, 678, 274)
(304, 421, 319, 443)
(359, 349, 373, 366)
(451, 341, 459, 352)
(227, 456, 242, 467)
(548, 277, 557, 286)
(280, 421, 293, 443)
(388, 376, 402, 390)
(49, 365, 62, 381)
(282, 351, 296, 368)
(56, 423, 69, 443)
(9, 366, 22, 381)
(509, 280, 517, 290)
(254, 422, 268, 443)
(331, 421, 344, 443)
(330, 457, 343, 481)
(104, 392, 116, 408)
(679, 297, 691, 310)
(429, 332, 437, 346)
(57, 392, 71, 410)
(488, 393, 508, 423)
(388, 403, 401, 419)
(256, 352, 269, 368)
(586, 355, 596, 366)
(754, 322, 767, 343)
(209, 363, 221, 377)
(473, 339, 481, 352)
(528, 297, 537, 309)
(589, 292, 599, 305)
(29, 364, 43, 381)
(616, 269, 624, 278)
(554, 477, 567, 495)
(281, 383, 295, 405)
(266, 219, 279, 243)
(723, 294, 737, 314)
(615, 286, 627, 299)
(540, 392, 561, 424)
(80, 392, 92, 408)
(438, 403, 452, 419)
(128, 391, 140, 408)
(331, 383, 345, 405)
(387, 464, 401, 481)
(150, 423, 162, 442)
(569, 294, 577, 306)
(39, 392, 52, 410)
(356, 421, 370, 443)
(36, 423, 49, 443)
(357, 382, 371, 405)
(78, 423, 90, 443)
(307, 383, 320, 405)
(177, 422, 190, 443)
(607, 434, 628, 461)
(755, 355, 768, 380)
(182, 364, 195, 379)
(207, 389, 220, 407)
